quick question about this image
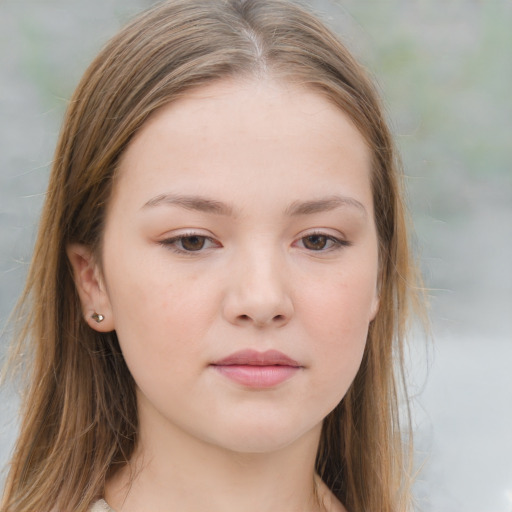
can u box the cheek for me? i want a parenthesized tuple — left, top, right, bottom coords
(298, 263, 378, 339)
(103, 255, 222, 379)
(296, 264, 377, 396)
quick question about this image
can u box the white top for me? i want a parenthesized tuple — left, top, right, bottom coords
(90, 499, 115, 512)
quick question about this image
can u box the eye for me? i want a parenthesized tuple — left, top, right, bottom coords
(179, 235, 208, 251)
(159, 233, 221, 254)
(296, 232, 350, 252)
(302, 234, 329, 250)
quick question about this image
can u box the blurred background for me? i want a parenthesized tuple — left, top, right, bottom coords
(1, 0, 511, 510)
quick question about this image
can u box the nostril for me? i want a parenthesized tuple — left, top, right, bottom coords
(236, 313, 286, 325)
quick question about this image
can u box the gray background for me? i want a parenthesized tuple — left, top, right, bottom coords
(1, 0, 511, 510)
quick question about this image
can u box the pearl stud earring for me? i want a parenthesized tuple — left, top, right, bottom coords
(91, 312, 105, 323)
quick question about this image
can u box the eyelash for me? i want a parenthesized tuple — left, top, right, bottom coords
(159, 232, 220, 255)
(159, 231, 350, 255)
(295, 231, 351, 252)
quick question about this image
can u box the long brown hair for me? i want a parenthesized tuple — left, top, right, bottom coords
(1, 1, 424, 511)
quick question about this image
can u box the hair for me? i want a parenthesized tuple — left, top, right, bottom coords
(1, 1, 424, 511)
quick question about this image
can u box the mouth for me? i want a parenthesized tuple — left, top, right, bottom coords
(210, 349, 302, 388)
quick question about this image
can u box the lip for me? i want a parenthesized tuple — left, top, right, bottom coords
(211, 349, 302, 388)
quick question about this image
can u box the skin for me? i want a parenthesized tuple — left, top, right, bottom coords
(69, 78, 380, 512)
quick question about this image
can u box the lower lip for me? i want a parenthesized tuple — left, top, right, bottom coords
(212, 365, 300, 388)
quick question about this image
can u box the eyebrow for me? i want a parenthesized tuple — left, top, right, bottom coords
(285, 195, 367, 217)
(142, 193, 234, 216)
(142, 193, 367, 217)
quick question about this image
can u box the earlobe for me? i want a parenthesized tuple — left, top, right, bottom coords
(66, 244, 115, 332)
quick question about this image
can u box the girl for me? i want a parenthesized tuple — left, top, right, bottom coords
(1, 1, 424, 511)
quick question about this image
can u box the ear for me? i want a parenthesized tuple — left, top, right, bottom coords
(67, 244, 115, 332)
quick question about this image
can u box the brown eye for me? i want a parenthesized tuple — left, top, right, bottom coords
(180, 236, 206, 251)
(160, 233, 221, 255)
(302, 234, 328, 250)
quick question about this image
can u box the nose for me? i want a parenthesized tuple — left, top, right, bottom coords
(221, 248, 294, 328)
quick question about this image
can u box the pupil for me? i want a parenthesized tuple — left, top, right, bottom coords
(182, 236, 205, 251)
(304, 235, 327, 250)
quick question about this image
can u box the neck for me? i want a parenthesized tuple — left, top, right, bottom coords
(105, 411, 332, 512)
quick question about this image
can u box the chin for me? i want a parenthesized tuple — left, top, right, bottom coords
(201, 417, 322, 455)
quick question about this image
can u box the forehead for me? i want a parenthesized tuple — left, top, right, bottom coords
(131, 78, 368, 149)
(114, 78, 373, 215)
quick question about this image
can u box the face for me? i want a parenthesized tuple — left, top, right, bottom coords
(73, 79, 379, 454)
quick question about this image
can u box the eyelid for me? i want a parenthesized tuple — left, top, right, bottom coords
(293, 229, 351, 252)
(157, 228, 350, 255)
(158, 230, 222, 255)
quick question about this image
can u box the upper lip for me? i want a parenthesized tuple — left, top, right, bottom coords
(212, 349, 301, 367)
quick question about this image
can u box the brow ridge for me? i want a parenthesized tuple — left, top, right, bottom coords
(142, 193, 366, 217)
(285, 195, 367, 216)
(142, 193, 233, 215)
